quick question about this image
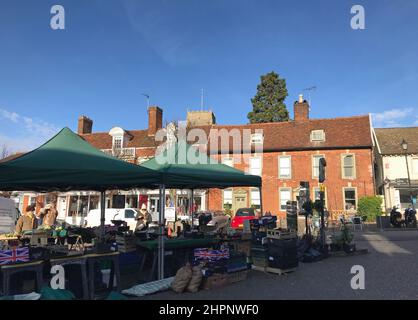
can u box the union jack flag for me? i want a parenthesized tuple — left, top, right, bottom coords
(0, 247, 30, 265)
(194, 248, 229, 261)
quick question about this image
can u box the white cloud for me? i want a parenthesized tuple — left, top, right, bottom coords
(371, 108, 416, 128)
(0, 109, 19, 123)
(0, 108, 59, 153)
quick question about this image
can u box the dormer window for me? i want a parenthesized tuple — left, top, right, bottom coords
(113, 136, 123, 150)
(109, 127, 128, 150)
(311, 130, 325, 142)
(250, 133, 263, 144)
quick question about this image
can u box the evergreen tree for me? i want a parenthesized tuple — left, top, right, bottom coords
(248, 71, 289, 123)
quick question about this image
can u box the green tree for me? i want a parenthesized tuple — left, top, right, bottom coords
(248, 71, 289, 123)
(357, 196, 383, 222)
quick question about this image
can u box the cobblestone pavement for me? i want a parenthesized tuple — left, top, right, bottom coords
(133, 229, 418, 300)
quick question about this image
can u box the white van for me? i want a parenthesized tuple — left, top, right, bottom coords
(65, 208, 139, 231)
(0, 197, 20, 234)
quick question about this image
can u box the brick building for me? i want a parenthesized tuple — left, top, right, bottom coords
(197, 96, 376, 219)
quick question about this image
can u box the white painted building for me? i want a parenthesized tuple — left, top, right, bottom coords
(374, 127, 418, 211)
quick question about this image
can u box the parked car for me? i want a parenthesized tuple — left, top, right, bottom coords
(65, 208, 139, 231)
(207, 210, 230, 230)
(231, 207, 256, 229)
(0, 197, 20, 234)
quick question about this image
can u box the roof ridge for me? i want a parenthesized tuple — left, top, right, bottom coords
(202, 115, 370, 128)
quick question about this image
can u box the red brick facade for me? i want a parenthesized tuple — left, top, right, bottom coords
(206, 148, 375, 218)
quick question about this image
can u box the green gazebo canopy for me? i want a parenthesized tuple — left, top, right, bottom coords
(0, 127, 161, 192)
(140, 140, 261, 189)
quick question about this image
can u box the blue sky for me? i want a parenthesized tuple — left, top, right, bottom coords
(1, 0, 418, 152)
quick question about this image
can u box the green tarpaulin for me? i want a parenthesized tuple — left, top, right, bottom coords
(140, 140, 261, 189)
(0, 127, 161, 192)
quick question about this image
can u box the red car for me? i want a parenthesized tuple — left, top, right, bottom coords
(231, 207, 256, 229)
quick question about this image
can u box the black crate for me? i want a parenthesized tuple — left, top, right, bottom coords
(267, 255, 299, 269)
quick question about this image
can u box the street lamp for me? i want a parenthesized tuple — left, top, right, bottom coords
(401, 139, 414, 208)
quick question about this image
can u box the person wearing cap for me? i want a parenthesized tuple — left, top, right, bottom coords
(135, 203, 152, 231)
(15, 204, 37, 235)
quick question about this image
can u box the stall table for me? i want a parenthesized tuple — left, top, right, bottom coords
(0, 260, 44, 296)
(137, 238, 219, 281)
(50, 255, 89, 299)
(85, 251, 120, 300)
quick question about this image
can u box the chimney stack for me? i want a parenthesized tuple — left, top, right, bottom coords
(77, 116, 93, 134)
(294, 94, 309, 121)
(148, 106, 163, 136)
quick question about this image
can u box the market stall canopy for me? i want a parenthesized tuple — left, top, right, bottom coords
(140, 140, 262, 189)
(0, 127, 161, 192)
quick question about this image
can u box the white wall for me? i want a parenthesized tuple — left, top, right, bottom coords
(382, 155, 418, 180)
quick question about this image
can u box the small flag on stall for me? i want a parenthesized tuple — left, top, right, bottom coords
(0, 247, 30, 265)
(194, 248, 229, 261)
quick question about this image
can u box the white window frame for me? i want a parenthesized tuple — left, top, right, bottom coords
(112, 135, 123, 150)
(249, 156, 262, 176)
(278, 155, 292, 179)
(343, 187, 357, 211)
(310, 130, 325, 142)
(313, 187, 327, 208)
(250, 133, 263, 145)
(341, 154, 356, 179)
(279, 187, 292, 212)
(250, 188, 261, 207)
(312, 154, 324, 179)
(223, 189, 233, 205)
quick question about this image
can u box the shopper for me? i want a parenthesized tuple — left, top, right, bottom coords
(15, 204, 37, 235)
(43, 203, 58, 227)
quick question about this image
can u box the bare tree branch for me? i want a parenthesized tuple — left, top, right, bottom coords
(0, 143, 10, 160)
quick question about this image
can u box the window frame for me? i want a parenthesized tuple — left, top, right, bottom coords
(341, 153, 356, 179)
(250, 188, 261, 208)
(312, 154, 325, 179)
(312, 186, 327, 208)
(223, 188, 233, 206)
(279, 187, 292, 212)
(310, 130, 325, 142)
(249, 156, 262, 176)
(250, 133, 264, 145)
(278, 155, 292, 179)
(343, 187, 358, 211)
(112, 136, 123, 150)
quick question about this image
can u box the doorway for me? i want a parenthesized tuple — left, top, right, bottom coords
(233, 190, 248, 214)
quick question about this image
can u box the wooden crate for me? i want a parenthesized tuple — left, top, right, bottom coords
(251, 265, 296, 275)
(251, 257, 268, 268)
(116, 235, 137, 253)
